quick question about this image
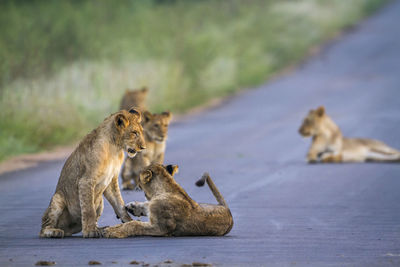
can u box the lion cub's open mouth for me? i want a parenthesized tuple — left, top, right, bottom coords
(127, 148, 137, 158)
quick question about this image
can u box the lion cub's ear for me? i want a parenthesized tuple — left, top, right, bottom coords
(165, 164, 179, 176)
(141, 86, 149, 93)
(140, 170, 153, 184)
(115, 113, 129, 129)
(162, 111, 172, 122)
(128, 107, 141, 122)
(316, 106, 325, 117)
(143, 110, 153, 123)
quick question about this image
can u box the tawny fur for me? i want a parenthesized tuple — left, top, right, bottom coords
(103, 164, 233, 238)
(120, 87, 148, 111)
(40, 108, 146, 238)
(121, 111, 172, 190)
(299, 106, 400, 163)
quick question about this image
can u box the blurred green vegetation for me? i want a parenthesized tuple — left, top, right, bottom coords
(0, 0, 387, 161)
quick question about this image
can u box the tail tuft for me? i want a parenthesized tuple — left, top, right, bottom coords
(195, 173, 208, 187)
(195, 172, 228, 208)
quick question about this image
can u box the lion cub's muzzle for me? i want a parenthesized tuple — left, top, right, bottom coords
(126, 145, 146, 158)
(298, 127, 311, 137)
(126, 148, 137, 158)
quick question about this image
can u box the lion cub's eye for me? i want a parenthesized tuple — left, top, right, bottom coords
(154, 124, 160, 128)
(131, 131, 139, 137)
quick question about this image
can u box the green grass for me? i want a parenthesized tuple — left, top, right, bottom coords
(0, 0, 387, 161)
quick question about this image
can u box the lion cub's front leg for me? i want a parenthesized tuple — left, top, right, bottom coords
(104, 176, 132, 223)
(307, 138, 327, 163)
(78, 179, 102, 238)
(125, 201, 149, 217)
(321, 153, 342, 163)
(102, 221, 165, 238)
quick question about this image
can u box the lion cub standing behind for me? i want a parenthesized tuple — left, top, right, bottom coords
(103, 163, 233, 238)
(299, 106, 400, 163)
(120, 87, 148, 111)
(121, 111, 172, 190)
(40, 108, 146, 238)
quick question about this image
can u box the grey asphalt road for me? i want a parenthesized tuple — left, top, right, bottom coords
(1, 2, 400, 267)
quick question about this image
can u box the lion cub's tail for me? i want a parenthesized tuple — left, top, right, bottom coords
(368, 142, 400, 162)
(196, 172, 228, 208)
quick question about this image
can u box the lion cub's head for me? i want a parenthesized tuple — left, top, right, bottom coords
(138, 163, 179, 198)
(120, 87, 148, 111)
(142, 111, 172, 143)
(298, 106, 326, 137)
(114, 108, 146, 158)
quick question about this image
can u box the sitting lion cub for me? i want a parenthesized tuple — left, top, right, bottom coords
(121, 111, 172, 190)
(120, 87, 148, 111)
(299, 106, 400, 163)
(103, 163, 233, 238)
(40, 108, 146, 238)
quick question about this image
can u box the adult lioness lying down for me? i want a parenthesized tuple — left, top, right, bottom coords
(299, 106, 400, 163)
(102, 164, 233, 238)
(40, 108, 146, 238)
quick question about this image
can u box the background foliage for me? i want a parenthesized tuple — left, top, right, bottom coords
(0, 0, 387, 161)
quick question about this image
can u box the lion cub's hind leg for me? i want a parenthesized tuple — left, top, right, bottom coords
(366, 141, 400, 162)
(125, 201, 149, 217)
(121, 157, 143, 191)
(40, 193, 66, 238)
(121, 158, 135, 190)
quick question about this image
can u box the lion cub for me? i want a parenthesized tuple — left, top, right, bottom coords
(103, 163, 233, 238)
(299, 106, 400, 163)
(120, 87, 148, 111)
(121, 110, 172, 190)
(40, 108, 146, 238)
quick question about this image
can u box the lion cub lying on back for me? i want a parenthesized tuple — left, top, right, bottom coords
(103, 163, 233, 238)
(121, 111, 172, 190)
(299, 106, 400, 163)
(40, 108, 146, 238)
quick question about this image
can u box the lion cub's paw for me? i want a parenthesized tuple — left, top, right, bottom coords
(101, 225, 126, 238)
(125, 201, 147, 217)
(83, 227, 102, 238)
(100, 227, 110, 238)
(40, 228, 64, 238)
(307, 158, 318, 164)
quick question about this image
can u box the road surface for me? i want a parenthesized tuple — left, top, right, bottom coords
(1, 2, 400, 266)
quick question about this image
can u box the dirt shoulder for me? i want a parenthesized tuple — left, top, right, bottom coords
(0, 145, 75, 175)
